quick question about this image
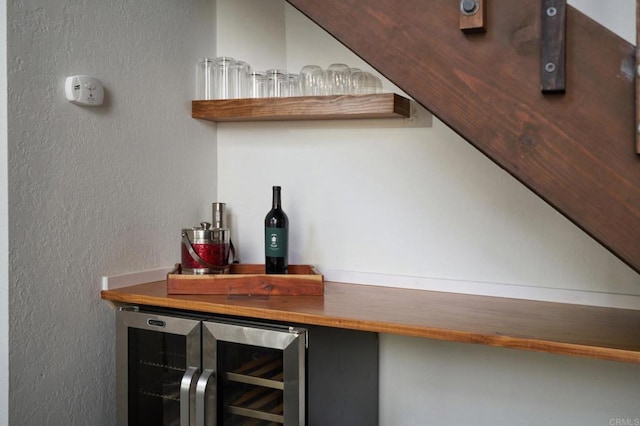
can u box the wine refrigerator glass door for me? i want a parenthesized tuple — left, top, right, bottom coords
(202, 321, 307, 426)
(116, 308, 201, 426)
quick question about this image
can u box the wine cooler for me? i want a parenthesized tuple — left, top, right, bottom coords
(115, 306, 378, 426)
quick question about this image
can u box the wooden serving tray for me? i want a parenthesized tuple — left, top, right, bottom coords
(166, 264, 324, 296)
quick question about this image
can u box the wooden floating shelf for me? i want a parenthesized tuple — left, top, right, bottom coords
(192, 93, 411, 122)
(102, 280, 640, 365)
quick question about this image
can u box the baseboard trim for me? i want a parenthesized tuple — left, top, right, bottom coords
(322, 269, 640, 310)
(101, 267, 172, 291)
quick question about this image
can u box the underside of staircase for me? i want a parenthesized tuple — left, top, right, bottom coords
(286, 0, 640, 274)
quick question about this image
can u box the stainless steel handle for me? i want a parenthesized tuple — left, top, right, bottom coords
(180, 366, 199, 426)
(195, 369, 216, 426)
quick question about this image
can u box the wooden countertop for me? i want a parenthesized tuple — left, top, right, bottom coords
(101, 280, 640, 364)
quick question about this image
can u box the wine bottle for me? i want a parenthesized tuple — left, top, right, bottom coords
(264, 186, 288, 274)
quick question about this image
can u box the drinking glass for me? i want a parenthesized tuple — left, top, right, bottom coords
(348, 68, 364, 95)
(234, 60, 251, 99)
(325, 63, 351, 95)
(195, 58, 215, 100)
(247, 71, 265, 98)
(213, 56, 236, 99)
(266, 69, 288, 97)
(370, 73, 383, 93)
(287, 73, 301, 97)
(299, 65, 324, 96)
(361, 72, 383, 94)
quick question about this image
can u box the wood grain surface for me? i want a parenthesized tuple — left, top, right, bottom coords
(192, 93, 410, 121)
(167, 264, 324, 295)
(102, 280, 640, 364)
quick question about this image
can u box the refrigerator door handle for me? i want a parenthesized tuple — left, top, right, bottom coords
(180, 366, 200, 426)
(196, 369, 216, 426)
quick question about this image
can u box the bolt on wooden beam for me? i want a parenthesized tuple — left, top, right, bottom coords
(459, 0, 487, 33)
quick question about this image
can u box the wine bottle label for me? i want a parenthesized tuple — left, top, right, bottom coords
(265, 227, 287, 257)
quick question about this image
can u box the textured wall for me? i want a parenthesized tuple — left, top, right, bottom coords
(1, 3, 8, 425)
(7, 0, 216, 423)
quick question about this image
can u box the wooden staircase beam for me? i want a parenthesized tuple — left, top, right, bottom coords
(286, 0, 640, 274)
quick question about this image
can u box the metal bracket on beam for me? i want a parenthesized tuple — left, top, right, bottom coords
(540, 0, 566, 94)
(459, 0, 486, 33)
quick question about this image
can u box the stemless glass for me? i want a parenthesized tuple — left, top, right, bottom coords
(325, 63, 351, 95)
(265, 69, 288, 97)
(348, 68, 364, 95)
(287, 73, 301, 97)
(370, 73, 383, 93)
(299, 64, 324, 96)
(361, 72, 383, 94)
(234, 60, 251, 99)
(195, 58, 215, 100)
(213, 56, 236, 99)
(247, 71, 265, 98)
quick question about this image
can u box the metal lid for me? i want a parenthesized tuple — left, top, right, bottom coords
(182, 222, 229, 244)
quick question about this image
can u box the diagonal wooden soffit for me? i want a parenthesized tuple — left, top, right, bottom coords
(286, 0, 640, 274)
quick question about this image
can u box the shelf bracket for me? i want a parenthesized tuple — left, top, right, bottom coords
(459, 0, 487, 33)
(540, 0, 566, 94)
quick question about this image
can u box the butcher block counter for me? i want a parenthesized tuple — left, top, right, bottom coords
(101, 280, 640, 364)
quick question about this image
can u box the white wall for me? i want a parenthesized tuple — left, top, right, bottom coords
(569, 0, 635, 43)
(379, 335, 640, 426)
(6, 0, 216, 423)
(216, 1, 640, 425)
(1, 0, 8, 424)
